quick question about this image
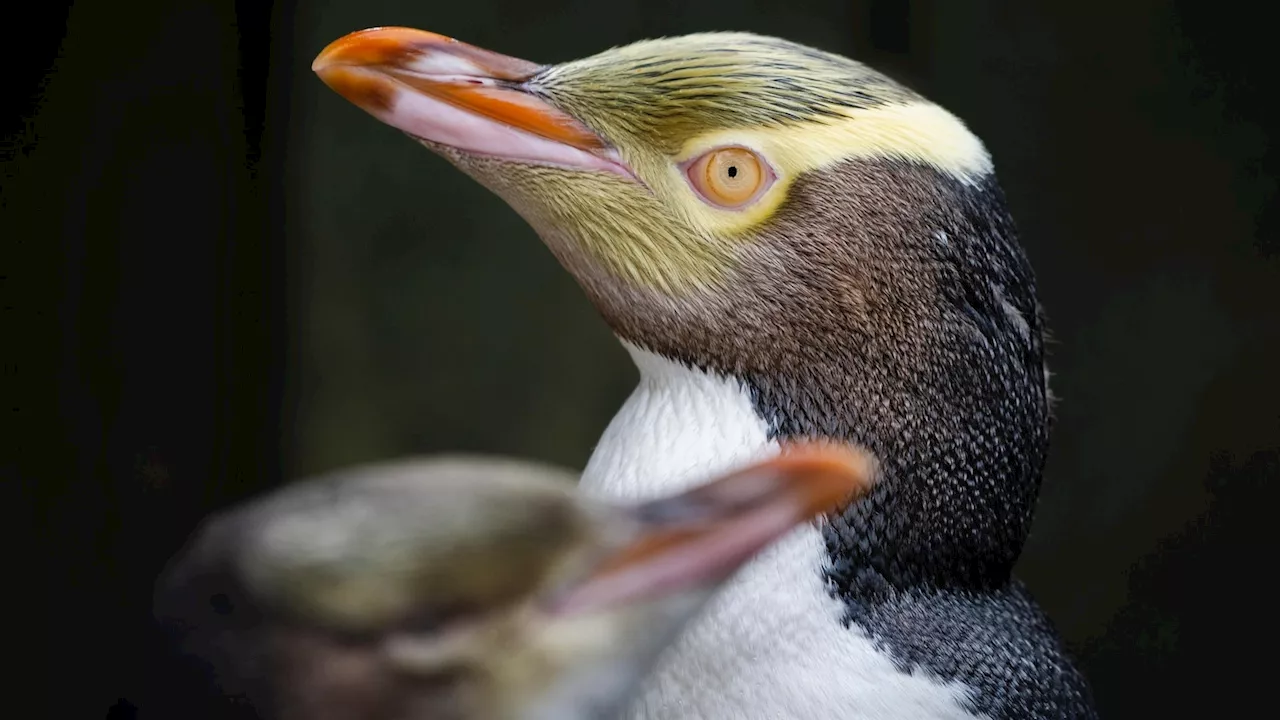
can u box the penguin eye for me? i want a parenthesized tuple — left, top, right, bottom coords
(684, 146, 775, 209)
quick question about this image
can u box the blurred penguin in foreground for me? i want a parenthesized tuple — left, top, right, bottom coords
(155, 445, 875, 720)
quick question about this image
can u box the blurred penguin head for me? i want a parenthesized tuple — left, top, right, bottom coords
(155, 447, 874, 720)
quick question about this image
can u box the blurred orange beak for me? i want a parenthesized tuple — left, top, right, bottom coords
(313, 27, 632, 177)
(547, 443, 878, 615)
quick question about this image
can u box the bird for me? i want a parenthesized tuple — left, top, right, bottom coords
(154, 447, 875, 720)
(311, 28, 1099, 720)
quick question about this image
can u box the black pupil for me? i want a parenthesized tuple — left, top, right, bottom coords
(727, 166, 738, 178)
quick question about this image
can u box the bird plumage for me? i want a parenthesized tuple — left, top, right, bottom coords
(312, 28, 1098, 719)
(155, 450, 874, 720)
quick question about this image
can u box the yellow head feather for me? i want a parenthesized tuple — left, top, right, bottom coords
(439, 32, 991, 294)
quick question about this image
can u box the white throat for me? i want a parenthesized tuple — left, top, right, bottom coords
(579, 341, 778, 501)
(579, 342, 981, 720)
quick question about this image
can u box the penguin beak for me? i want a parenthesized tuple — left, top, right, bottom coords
(312, 27, 632, 178)
(546, 445, 876, 615)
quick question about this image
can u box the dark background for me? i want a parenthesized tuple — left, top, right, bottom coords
(6, 0, 1276, 717)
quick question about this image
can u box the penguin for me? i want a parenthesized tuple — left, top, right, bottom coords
(311, 28, 1099, 720)
(154, 448, 874, 720)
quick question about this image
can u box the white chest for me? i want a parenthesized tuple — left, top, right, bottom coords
(579, 343, 983, 720)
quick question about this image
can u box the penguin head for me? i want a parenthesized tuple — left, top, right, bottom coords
(311, 29, 988, 319)
(154, 448, 874, 719)
(313, 29, 1051, 588)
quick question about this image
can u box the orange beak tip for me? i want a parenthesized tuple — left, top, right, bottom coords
(309, 26, 631, 178)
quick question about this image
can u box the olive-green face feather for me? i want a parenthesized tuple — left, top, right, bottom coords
(421, 32, 990, 304)
(234, 459, 593, 633)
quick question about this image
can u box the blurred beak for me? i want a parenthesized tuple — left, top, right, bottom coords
(312, 27, 631, 177)
(548, 444, 877, 615)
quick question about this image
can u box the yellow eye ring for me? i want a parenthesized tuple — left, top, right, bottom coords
(683, 146, 776, 209)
